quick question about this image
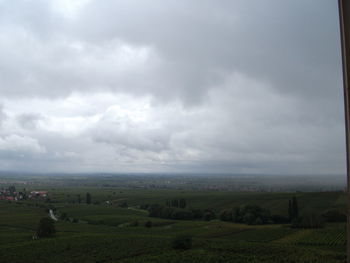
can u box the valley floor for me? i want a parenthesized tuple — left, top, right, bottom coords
(0, 188, 346, 263)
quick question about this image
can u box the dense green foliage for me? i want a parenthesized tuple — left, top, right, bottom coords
(86, 192, 92, 204)
(172, 235, 192, 250)
(166, 198, 187, 208)
(146, 203, 216, 221)
(291, 211, 325, 229)
(220, 205, 271, 225)
(148, 204, 195, 220)
(288, 196, 299, 221)
(36, 217, 56, 238)
(322, 209, 347, 223)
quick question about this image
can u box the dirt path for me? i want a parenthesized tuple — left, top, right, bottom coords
(49, 209, 58, 221)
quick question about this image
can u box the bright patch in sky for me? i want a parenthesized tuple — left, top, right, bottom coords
(52, 0, 91, 18)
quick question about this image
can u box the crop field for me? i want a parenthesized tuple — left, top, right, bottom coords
(0, 184, 347, 263)
(41, 187, 347, 214)
(295, 225, 346, 247)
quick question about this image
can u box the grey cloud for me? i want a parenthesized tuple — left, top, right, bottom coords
(0, 1, 341, 105)
(0, 0, 63, 39)
(0, 105, 6, 126)
(0, 134, 46, 155)
(90, 110, 171, 153)
(0, 0, 345, 175)
(16, 113, 43, 130)
(75, 0, 342, 101)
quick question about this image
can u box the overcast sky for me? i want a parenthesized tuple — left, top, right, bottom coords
(0, 0, 345, 175)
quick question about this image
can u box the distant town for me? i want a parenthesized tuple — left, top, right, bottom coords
(0, 186, 47, 201)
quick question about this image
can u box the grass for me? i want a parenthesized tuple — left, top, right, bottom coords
(0, 189, 346, 263)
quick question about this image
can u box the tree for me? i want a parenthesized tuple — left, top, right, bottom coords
(220, 205, 271, 225)
(9, 186, 16, 195)
(220, 209, 233, 221)
(203, 209, 216, 221)
(322, 209, 346, 222)
(232, 208, 241, 222)
(292, 196, 299, 219)
(129, 220, 139, 227)
(118, 201, 128, 208)
(36, 217, 56, 238)
(171, 209, 194, 220)
(243, 212, 256, 225)
(60, 212, 68, 221)
(172, 235, 192, 250)
(291, 211, 324, 229)
(148, 204, 163, 217)
(171, 199, 179, 208)
(292, 196, 299, 218)
(179, 199, 186, 209)
(288, 196, 299, 222)
(271, 214, 289, 224)
(191, 209, 203, 219)
(145, 221, 152, 228)
(160, 207, 174, 218)
(86, 193, 91, 204)
(288, 200, 293, 222)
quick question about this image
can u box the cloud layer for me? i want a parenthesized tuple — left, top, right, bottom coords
(0, 0, 345, 175)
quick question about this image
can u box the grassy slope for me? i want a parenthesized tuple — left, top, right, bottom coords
(0, 190, 346, 263)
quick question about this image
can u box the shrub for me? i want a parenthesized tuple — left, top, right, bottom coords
(243, 212, 256, 225)
(36, 217, 56, 238)
(149, 204, 195, 220)
(171, 209, 194, 220)
(118, 201, 128, 208)
(129, 220, 139, 227)
(321, 209, 346, 223)
(160, 207, 174, 218)
(148, 204, 163, 217)
(220, 209, 233, 222)
(86, 192, 91, 204)
(271, 215, 289, 224)
(59, 212, 68, 220)
(191, 209, 204, 219)
(140, 204, 150, 210)
(253, 217, 263, 225)
(220, 205, 271, 225)
(291, 212, 324, 229)
(145, 221, 152, 228)
(203, 209, 216, 221)
(172, 235, 192, 250)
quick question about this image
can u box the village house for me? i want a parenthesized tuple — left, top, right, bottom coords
(29, 191, 48, 199)
(0, 186, 48, 201)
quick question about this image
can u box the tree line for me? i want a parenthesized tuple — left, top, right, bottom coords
(142, 196, 346, 228)
(142, 199, 216, 221)
(165, 198, 187, 209)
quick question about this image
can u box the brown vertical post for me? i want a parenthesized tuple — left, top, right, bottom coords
(339, 0, 350, 262)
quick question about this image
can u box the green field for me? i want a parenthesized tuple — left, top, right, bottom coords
(0, 185, 346, 263)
